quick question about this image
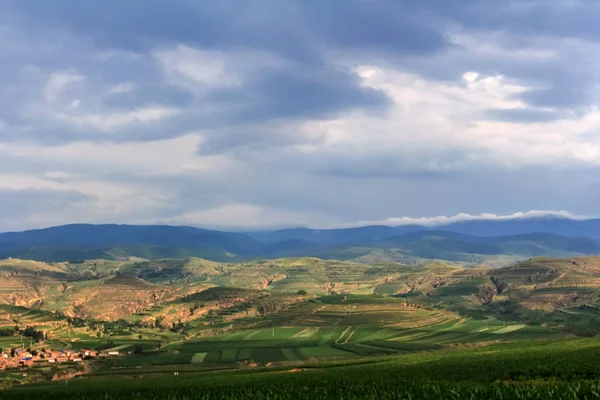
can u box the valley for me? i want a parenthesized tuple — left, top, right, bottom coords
(3, 254, 600, 391)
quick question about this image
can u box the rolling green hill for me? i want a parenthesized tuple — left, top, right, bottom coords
(3, 255, 600, 391)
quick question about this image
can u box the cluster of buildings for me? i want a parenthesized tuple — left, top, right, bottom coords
(0, 348, 121, 370)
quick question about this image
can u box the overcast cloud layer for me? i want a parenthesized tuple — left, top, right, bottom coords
(1, 0, 600, 231)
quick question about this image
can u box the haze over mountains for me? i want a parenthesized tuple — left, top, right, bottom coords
(2, 215, 600, 263)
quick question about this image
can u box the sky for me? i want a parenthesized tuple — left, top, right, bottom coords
(1, 0, 600, 231)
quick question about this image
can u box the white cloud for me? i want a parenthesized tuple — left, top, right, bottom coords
(291, 63, 600, 174)
(54, 105, 179, 132)
(43, 171, 72, 180)
(462, 71, 479, 83)
(108, 82, 136, 94)
(344, 210, 589, 228)
(42, 70, 85, 103)
(1, 133, 236, 177)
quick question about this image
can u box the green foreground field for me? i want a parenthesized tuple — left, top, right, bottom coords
(5, 337, 600, 399)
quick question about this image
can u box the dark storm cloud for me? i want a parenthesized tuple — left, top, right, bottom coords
(204, 69, 389, 123)
(455, 1, 600, 40)
(4, 0, 445, 145)
(2, 0, 596, 147)
(7, 0, 449, 56)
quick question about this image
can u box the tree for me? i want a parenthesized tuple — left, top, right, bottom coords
(134, 345, 144, 354)
(31, 350, 38, 356)
(0, 328, 14, 337)
(10, 348, 16, 357)
(296, 289, 307, 296)
(21, 326, 44, 342)
(138, 334, 142, 340)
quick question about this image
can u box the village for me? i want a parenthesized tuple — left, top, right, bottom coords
(0, 348, 122, 370)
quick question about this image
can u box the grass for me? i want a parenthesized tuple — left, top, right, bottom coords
(492, 324, 527, 334)
(299, 346, 353, 358)
(251, 348, 286, 363)
(6, 338, 600, 399)
(190, 353, 207, 364)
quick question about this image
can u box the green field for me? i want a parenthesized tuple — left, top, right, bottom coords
(5, 337, 600, 399)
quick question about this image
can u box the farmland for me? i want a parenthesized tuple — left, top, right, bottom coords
(3, 255, 600, 394)
(6, 337, 600, 399)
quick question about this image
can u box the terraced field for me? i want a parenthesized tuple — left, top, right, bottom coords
(87, 293, 564, 374)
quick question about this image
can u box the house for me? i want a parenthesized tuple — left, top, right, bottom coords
(47, 358, 56, 363)
(72, 357, 82, 362)
(19, 358, 33, 367)
(108, 351, 119, 356)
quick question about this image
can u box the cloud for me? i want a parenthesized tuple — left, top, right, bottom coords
(0, 1, 600, 231)
(54, 105, 179, 132)
(347, 210, 589, 229)
(159, 203, 334, 230)
(0, 188, 92, 231)
(42, 70, 85, 103)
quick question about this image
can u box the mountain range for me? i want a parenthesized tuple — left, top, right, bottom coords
(2, 216, 600, 263)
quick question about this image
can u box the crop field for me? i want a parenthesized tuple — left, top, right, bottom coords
(6, 337, 600, 399)
(82, 294, 564, 376)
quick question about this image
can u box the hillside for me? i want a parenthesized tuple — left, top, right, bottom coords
(3, 256, 600, 327)
(0, 224, 260, 262)
(3, 255, 600, 389)
(2, 221, 600, 263)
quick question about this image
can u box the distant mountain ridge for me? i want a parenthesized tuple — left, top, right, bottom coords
(2, 217, 600, 262)
(247, 216, 600, 241)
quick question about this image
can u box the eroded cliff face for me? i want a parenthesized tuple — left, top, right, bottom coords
(0, 270, 186, 321)
(0, 275, 51, 308)
(0, 293, 45, 308)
